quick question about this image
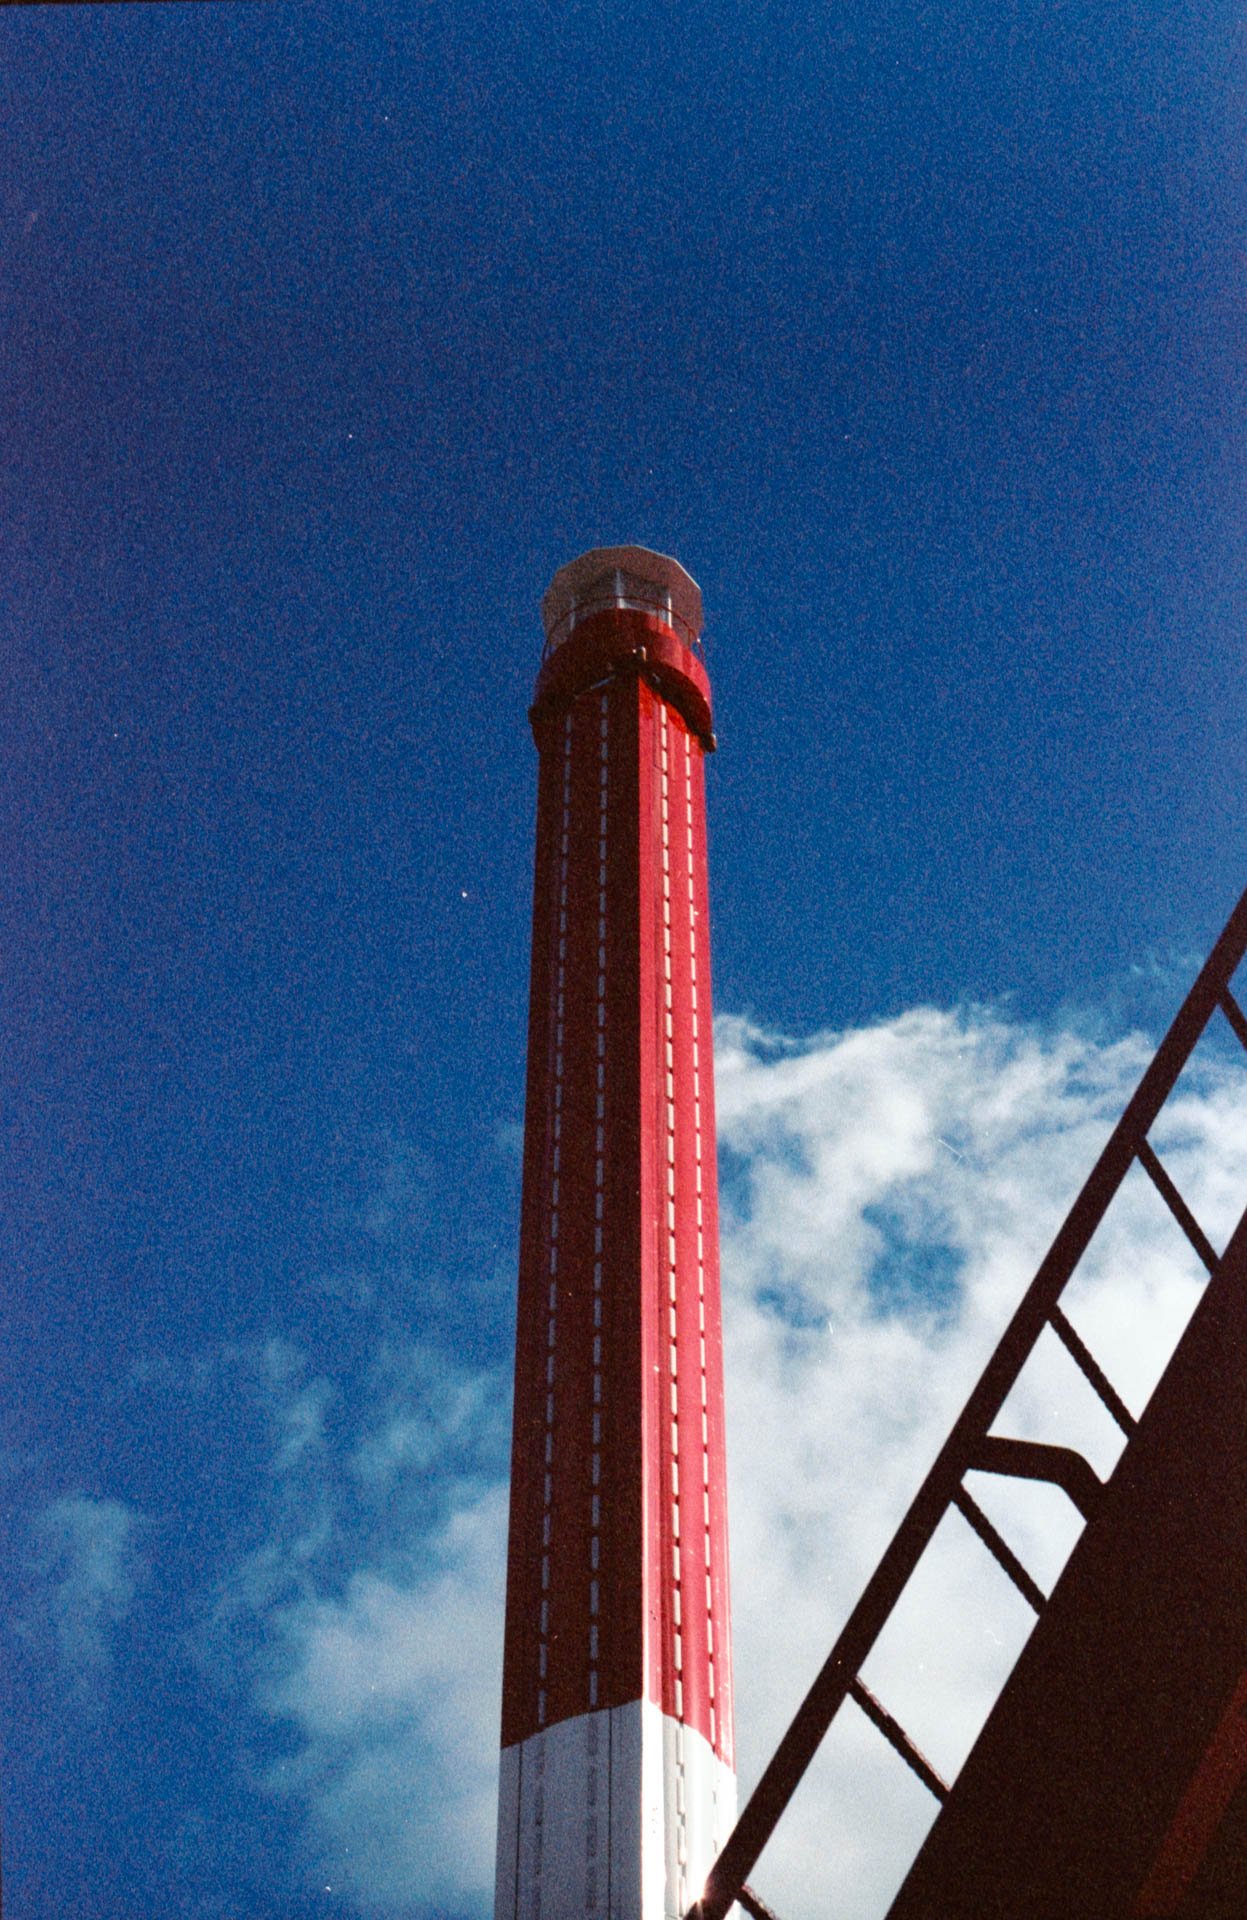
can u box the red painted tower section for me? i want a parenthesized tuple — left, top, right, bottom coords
(495, 549, 736, 1920)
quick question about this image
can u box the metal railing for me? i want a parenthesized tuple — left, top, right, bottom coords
(542, 572, 703, 659)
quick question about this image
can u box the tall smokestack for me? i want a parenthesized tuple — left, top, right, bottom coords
(495, 547, 736, 1919)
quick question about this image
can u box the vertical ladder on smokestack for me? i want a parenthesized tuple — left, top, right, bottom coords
(693, 887, 1247, 1920)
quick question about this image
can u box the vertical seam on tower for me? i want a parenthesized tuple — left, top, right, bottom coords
(538, 712, 572, 1730)
(510, 1738, 524, 1920)
(686, 726, 716, 1749)
(589, 690, 608, 1720)
(661, 705, 688, 1906)
(581, 689, 610, 1920)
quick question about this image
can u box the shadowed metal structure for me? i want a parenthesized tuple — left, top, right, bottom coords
(693, 887, 1247, 1920)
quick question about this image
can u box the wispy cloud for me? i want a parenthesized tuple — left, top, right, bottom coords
(257, 1485, 507, 1913)
(27, 1493, 146, 1707)
(349, 1343, 508, 1497)
(189, 1335, 509, 1914)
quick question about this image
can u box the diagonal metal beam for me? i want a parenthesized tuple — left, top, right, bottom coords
(952, 1486, 1047, 1612)
(1136, 1138, 1219, 1274)
(1048, 1305, 1136, 1436)
(737, 1885, 785, 1920)
(1219, 986, 1247, 1055)
(848, 1677, 950, 1802)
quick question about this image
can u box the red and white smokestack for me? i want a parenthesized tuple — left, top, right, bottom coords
(495, 548, 736, 1919)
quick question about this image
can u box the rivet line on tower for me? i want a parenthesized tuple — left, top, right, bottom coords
(661, 708, 690, 1905)
(588, 692, 609, 1710)
(684, 726, 718, 1742)
(537, 715, 573, 1728)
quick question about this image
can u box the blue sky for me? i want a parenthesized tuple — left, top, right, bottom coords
(4, 2, 1247, 1915)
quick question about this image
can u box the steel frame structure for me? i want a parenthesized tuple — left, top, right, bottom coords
(692, 886, 1247, 1920)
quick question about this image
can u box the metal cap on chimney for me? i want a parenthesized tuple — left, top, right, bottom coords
(540, 545, 704, 657)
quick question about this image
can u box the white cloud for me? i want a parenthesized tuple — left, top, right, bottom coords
(193, 1338, 509, 1914)
(240, 1336, 335, 1477)
(27, 1492, 145, 1706)
(258, 1486, 507, 1913)
(349, 1345, 507, 1495)
(218, 999, 1247, 1919)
